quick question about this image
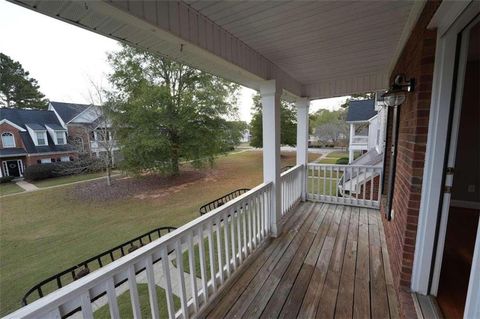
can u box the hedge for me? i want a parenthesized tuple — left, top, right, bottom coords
(23, 158, 104, 181)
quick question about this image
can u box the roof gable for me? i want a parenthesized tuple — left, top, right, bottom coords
(346, 99, 377, 122)
(49, 101, 90, 123)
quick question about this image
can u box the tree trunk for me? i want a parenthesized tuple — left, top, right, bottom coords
(171, 147, 180, 175)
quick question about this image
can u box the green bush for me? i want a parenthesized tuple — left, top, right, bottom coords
(0, 176, 15, 183)
(336, 157, 349, 165)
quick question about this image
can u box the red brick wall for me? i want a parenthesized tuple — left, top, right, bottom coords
(67, 124, 92, 155)
(0, 123, 25, 149)
(380, 1, 441, 318)
(25, 152, 78, 166)
(358, 175, 380, 201)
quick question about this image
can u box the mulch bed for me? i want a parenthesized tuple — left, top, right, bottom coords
(69, 170, 208, 202)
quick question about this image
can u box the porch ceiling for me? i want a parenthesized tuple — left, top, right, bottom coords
(10, 0, 423, 99)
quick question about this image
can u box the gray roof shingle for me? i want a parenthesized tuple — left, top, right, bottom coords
(49, 101, 90, 123)
(346, 99, 377, 122)
(0, 108, 76, 155)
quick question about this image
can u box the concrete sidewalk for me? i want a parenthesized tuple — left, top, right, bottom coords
(15, 180, 39, 192)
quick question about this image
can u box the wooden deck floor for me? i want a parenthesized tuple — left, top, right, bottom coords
(200, 202, 400, 319)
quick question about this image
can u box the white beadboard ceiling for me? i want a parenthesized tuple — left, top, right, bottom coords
(9, 0, 422, 99)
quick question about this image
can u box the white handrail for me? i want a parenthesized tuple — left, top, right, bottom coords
(280, 164, 303, 216)
(4, 183, 273, 319)
(307, 163, 382, 208)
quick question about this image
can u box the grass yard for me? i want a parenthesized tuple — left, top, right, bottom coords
(317, 150, 349, 164)
(94, 284, 180, 319)
(0, 183, 24, 196)
(0, 150, 319, 316)
(31, 171, 114, 188)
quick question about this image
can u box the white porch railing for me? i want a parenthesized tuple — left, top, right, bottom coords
(280, 164, 303, 216)
(351, 135, 368, 144)
(307, 163, 382, 208)
(5, 183, 272, 319)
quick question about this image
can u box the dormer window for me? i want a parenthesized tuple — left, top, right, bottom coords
(1, 132, 15, 148)
(55, 131, 66, 144)
(35, 131, 47, 146)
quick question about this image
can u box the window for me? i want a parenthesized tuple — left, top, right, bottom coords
(36, 131, 47, 146)
(60, 156, 70, 162)
(40, 158, 51, 164)
(1, 132, 15, 148)
(55, 131, 66, 144)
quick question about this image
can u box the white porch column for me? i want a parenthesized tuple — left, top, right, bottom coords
(260, 80, 282, 237)
(296, 98, 310, 201)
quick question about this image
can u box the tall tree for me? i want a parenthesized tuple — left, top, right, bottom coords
(0, 53, 48, 109)
(107, 44, 240, 175)
(310, 109, 348, 146)
(249, 94, 296, 148)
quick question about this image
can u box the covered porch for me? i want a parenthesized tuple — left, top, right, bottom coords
(4, 0, 424, 318)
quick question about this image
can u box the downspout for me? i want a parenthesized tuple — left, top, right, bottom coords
(386, 104, 401, 221)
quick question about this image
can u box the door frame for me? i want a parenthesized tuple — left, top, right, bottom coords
(410, 0, 479, 310)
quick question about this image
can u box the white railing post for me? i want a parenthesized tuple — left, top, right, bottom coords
(261, 80, 282, 237)
(296, 98, 309, 201)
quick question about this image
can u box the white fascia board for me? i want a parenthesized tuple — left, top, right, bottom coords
(0, 119, 26, 132)
(48, 103, 67, 128)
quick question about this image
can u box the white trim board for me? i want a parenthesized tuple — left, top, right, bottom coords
(411, 0, 480, 309)
(0, 119, 26, 132)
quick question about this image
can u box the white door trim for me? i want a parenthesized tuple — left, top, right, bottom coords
(411, 1, 479, 295)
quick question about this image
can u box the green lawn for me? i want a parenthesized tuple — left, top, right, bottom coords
(31, 171, 113, 188)
(0, 183, 24, 196)
(317, 150, 349, 164)
(0, 150, 319, 316)
(94, 284, 180, 319)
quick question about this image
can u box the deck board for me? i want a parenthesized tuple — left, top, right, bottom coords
(202, 202, 398, 319)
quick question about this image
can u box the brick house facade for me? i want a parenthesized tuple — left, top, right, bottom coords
(380, 1, 442, 317)
(0, 108, 78, 178)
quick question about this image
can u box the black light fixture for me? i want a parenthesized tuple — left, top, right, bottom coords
(382, 74, 415, 221)
(382, 74, 415, 107)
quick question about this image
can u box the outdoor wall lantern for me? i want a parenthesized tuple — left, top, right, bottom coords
(382, 74, 415, 221)
(382, 74, 415, 107)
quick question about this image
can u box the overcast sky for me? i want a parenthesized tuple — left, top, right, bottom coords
(0, 0, 347, 122)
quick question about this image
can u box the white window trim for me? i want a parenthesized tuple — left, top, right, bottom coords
(40, 158, 52, 164)
(1, 132, 16, 148)
(55, 131, 67, 145)
(35, 131, 48, 146)
(2, 161, 8, 177)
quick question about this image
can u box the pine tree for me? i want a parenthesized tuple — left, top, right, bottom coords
(0, 53, 48, 109)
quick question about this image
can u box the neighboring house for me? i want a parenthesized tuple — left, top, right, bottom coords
(240, 129, 251, 143)
(48, 101, 122, 164)
(0, 108, 78, 178)
(346, 96, 387, 163)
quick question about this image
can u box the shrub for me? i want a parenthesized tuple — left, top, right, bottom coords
(0, 176, 15, 183)
(336, 157, 349, 165)
(23, 163, 57, 181)
(24, 158, 105, 181)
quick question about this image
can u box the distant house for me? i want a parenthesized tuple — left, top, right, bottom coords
(49, 102, 122, 164)
(346, 97, 387, 163)
(0, 108, 78, 178)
